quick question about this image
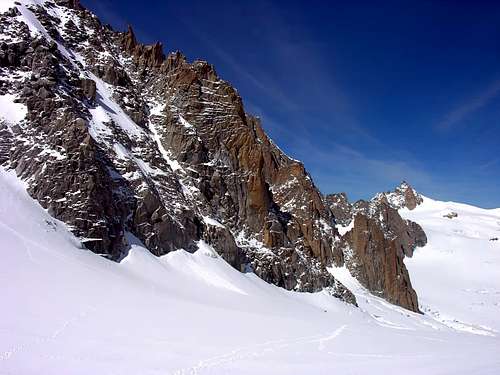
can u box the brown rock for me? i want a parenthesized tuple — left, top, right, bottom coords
(401, 182, 422, 210)
(123, 25, 137, 53)
(121, 26, 165, 69)
(80, 78, 96, 101)
(345, 212, 420, 312)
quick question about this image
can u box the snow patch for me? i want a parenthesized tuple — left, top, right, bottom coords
(202, 215, 225, 228)
(336, 220, 354, 236)
(178, 115, 194, 129)
(0, 94, 27, 125)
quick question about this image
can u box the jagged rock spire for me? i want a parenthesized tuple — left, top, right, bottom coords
(123, 25, 138, 53)
(392, 181, 423, 210)
(121, 25, 165, 68)
(373, 180, 423, 210)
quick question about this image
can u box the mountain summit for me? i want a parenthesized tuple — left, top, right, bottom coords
(373, 181, 424, 210)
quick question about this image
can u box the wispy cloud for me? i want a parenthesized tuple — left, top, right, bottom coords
(176, 19, 300, 111)
(175, 1, 360, 118)
(322, 143, 432, 188)
(84, 0, 155, 42)
(436, 79, 500, 131)
(479, 158, 499, 171)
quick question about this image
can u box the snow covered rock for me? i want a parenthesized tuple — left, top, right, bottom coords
(325, 192, 352, 226)
(0, 0, 355, 301)
(373, 181, 424, 210)
(327, 183, 427, 312)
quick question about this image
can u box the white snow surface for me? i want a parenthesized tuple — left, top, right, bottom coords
(1, 168, 500, 374)
(202, 215, 225, 228)
(0, 94, 27, 125)
(0, 0, 13, 12)
(401, 196, 500, 336)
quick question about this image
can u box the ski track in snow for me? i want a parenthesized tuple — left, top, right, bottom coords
(1, 306, 97, 363)
(173, 326, 349, 375)
(317, 324, 347, 351)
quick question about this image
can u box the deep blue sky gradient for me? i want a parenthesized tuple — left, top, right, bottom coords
(83, 0, 500, 207)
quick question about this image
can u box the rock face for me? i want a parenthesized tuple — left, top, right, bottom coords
(325, 193, 352, 226)
(0, 0, 354, 304)
(80, 78, 96, 101)
(0, 0, 427, 310)
(347, 212, 419, 311)
(326, 182, 427, 312)
(373, 181, 424, 210)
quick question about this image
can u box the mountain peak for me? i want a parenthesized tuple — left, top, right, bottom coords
(121, 24, 165, 68)
(373, 181, 423, 210)
(55, 0, 84, 11)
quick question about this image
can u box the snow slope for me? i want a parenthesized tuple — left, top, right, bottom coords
(1, 168, 500, 374)
(401, 197, 500, 336)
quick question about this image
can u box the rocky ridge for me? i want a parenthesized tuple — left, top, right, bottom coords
(326, 182, 427, 311)
(0, 0, 427, 311)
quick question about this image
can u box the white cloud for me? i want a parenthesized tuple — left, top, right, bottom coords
(437, 79, 500, 130)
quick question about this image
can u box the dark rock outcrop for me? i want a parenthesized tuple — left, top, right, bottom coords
(55, 0, 84, 11)
(326, 182, 427, 312)
(443, 212, 458, 219)
(80, 78, 96, 101)
(325, 192, 352, 226)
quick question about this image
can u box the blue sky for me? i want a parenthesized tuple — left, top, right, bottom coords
(83, 0, 500, 207)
